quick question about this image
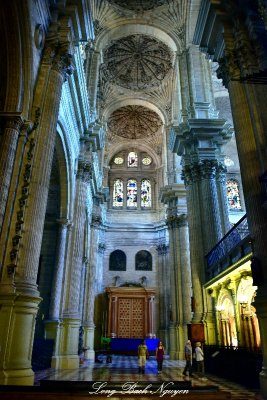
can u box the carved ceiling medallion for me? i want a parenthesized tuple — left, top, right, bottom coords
(103, 34, 172, 90)
(108, 105, 162, 139)
(107, 0, 167, 12)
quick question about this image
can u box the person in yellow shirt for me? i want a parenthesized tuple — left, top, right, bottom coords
(138, 340, 149, 374)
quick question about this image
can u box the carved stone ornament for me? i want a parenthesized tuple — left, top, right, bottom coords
(182, 160, 225, 186)
(103, 34, 172, 90)
(108, 105, 162, 139)
(107, 0, 167, 12)
(77, 160, 92, 182)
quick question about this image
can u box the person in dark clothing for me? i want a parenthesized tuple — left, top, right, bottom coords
(155, 341, 165, 373)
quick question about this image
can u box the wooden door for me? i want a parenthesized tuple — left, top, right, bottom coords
(117, 298, 144, 338)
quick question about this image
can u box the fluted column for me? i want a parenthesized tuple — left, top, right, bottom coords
(167, 214, 191, 359)
(49, 219, 70, 320)
(44, 219, 70, 357)
(55, 160, 90, 369)
(156, 244, 170, 351)
(0, 17, 74, 385)
(0, 115, 24, 234)
(83, 259, 96, 361)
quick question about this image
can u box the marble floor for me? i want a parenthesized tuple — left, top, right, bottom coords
(34, 355, 263, 400)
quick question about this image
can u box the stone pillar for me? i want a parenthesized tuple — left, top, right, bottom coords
(82, 259, 96, 361)
(44, 219, 70, 356)
(160, 184, 191, 359)
(147, 295, 155, 337)
(0, 17, 74, 385)
(56, 160, 90, 369)
(171, 120, 232, 330)
(167, 214, 191, 359)
(85, 40, 100, 118)
(156, 244, 170, 351)
(0, 115, 23, 234)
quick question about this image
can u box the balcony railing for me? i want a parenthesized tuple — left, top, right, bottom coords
(205, 215, 251, 281)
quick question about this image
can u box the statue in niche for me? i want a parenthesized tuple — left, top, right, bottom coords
(135, 250, 152, 271)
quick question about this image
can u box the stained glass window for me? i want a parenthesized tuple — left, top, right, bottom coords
(141, 179, 151, 208)
(127, 179, 137, 207)
(128, 151, 138, 167)
(113, 179, 124, 207)
(227, 179, 241, 210)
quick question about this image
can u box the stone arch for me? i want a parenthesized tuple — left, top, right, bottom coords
(95, 23, 179, 54)
(56, 123, 73, 221)
(107, 143, 161, 169)
(103, 98, 166, 125)
(0, 1, 33, 113)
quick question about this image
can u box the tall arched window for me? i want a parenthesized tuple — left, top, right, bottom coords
(109, 250, 126, 271)
(113, 179, 124, 207)
(135, 250, 152, 271)
(227, 179, 241, 210)
(141, 179, 151, 208)
(127, 179, 137, 208)
(128, 151, 138, 167)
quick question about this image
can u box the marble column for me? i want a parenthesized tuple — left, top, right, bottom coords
(0, 17, 74, 385)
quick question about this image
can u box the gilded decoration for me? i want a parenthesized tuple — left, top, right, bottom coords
(102, 34, 172, 90)
(108, 105, 162, 139)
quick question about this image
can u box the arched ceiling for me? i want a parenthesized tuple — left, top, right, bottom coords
(102, 34, 172, 91)
(106, 0, 168, 12)
(107, 105, 163, 139)
(90, 0, 193, 160)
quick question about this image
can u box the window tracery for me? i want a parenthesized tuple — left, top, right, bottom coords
(141, 179, 151, 208)
(227, 179, 242, 210)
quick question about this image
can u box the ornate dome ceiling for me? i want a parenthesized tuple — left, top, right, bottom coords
(107, 105, 163, 139)
(107, 0, 167, 12)
(103, 34, 172, 90)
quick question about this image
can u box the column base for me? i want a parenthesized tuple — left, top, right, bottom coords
(51, 355, 79, 369)
(84, 349, 94, 361)
(0, 368, 34, 386)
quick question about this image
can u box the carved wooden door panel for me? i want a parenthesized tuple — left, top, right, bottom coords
(117, 298, 144, 338)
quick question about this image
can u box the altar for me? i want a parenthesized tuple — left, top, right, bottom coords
(110, 338, 160, 354)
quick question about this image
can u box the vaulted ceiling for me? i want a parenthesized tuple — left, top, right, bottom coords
(91, 0, 195, 159)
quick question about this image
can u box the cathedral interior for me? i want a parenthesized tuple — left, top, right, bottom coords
(1, 0, 267, 399)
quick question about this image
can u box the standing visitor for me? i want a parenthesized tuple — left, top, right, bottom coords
(195, 342, 207, 380)
(138, 340, 149, 374)
(155, 341, 165, 373)
(182, 340, 193, 377)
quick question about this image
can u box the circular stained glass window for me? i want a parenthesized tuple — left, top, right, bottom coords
(142, 157, 152, 166)
(114, 157, 124, 165)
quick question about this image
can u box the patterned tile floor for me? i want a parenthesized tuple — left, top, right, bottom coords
(35, 355, 263, 399)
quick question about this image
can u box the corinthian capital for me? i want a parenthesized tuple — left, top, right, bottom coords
(42, 16, 75, 80)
